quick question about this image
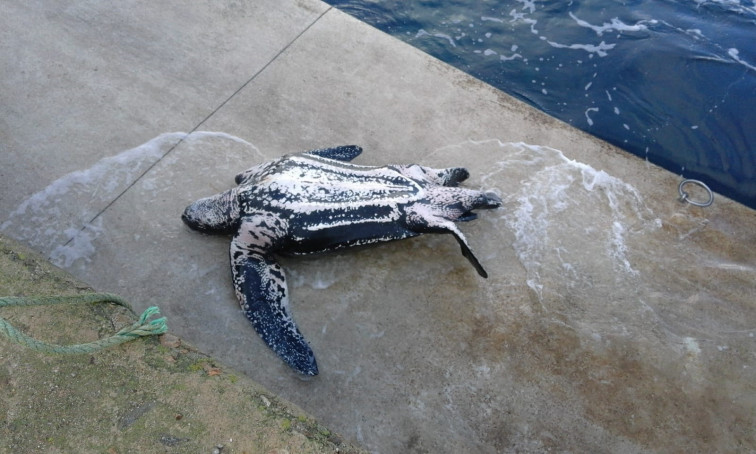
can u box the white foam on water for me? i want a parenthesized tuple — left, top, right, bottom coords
(569, 12, 655, 36)
(513, 0, 536, 14)
(415, 29, 457, 48)
(500, 52, 523, 62)
(470, 140, 658, 302)
(585, 107, 599, 125)
(509, 9, 539, 34)
(545, 40, 616, 57)
(728, 48, 756, 72)
(692, 0, 756, 17)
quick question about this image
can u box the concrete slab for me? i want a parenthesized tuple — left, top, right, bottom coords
(2, 3, 755, 454)
(1, 0, 328, 249)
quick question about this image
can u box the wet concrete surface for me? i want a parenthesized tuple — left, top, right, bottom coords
(2, 2, 755, 453)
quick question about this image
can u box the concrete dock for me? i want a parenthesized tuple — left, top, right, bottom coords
(2, 1, 755, 452)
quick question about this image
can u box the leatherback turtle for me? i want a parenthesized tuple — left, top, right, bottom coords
(182, 145, 501, 375)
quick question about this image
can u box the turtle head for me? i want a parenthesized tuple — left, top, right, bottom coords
(182, 189, 240, 235)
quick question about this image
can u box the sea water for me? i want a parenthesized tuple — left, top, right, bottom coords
(325, 0, 756, 208)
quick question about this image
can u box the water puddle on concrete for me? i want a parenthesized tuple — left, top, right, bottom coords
(1, 132, 185, 256)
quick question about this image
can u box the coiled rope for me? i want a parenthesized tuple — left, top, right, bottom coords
(0, 293, 167, 354)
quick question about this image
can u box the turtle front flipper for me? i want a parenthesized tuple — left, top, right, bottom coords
(303, 145, 363, 162)
(231, 216, 318, 376)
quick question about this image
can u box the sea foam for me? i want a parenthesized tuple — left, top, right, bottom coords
(468, 140, 659, 302)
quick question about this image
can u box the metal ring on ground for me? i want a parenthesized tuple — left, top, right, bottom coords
(678, 179, 714, 207)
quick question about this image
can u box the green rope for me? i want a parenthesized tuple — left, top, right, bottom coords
(0, 293, 167, 354)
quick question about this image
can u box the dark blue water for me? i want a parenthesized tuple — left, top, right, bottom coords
(325, 0, 756, 209)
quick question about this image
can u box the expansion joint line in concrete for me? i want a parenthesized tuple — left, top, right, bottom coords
(188, 6, 335, 133)
(52, 7, 334, 257)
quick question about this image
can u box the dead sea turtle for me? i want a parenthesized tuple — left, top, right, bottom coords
(182, 145, 501, 375)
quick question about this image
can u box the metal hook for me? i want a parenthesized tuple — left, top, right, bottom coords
(678, 179, 713, 207)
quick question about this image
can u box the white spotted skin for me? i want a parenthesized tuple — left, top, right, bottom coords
(182, 146, 501, 375)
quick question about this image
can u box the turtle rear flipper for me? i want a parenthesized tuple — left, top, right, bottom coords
(446, 222, 488, 279)
(435, 219, 489, 278)
(231, 218, 318, 376)
(405, 207, 489, 279)
(393, 165, 470, 187)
